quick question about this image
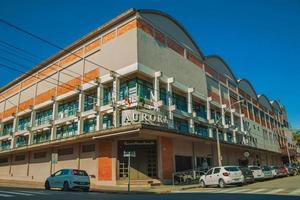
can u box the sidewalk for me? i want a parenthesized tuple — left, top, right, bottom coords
(0, 179, 201, 194)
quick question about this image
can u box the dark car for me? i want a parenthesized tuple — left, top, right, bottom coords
(239, 166, 254, 184)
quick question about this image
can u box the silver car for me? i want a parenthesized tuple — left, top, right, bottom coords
(45, 169, 90, 191)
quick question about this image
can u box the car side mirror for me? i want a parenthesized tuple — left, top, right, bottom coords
(51, 174, 54, 177)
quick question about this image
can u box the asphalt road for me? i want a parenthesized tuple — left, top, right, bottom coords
(0, 175, 299, 200)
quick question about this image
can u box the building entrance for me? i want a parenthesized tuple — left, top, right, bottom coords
(118, 140, 157, 180)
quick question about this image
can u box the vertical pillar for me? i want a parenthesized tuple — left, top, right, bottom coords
(112, 76, 120, 128)
(187, 88, 194, 133)
(167, 77, 174, 129)
(96, 81, 103, 131)
(10, 115, 18, 149)
(28, 109, 36, 145)
(221, 105, 227, 141)
(77, 91, 84, 135)
(153, 71, 162, 102)
(207, 97, 213, 138)
(51, 100, 58, 140)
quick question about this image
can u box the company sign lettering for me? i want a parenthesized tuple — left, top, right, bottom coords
(122, 110, 168, 127)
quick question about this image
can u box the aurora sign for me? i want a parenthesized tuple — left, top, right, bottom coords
(122, 109, 168, 127)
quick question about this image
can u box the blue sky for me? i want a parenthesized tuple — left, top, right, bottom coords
(0, 0, 299, 128)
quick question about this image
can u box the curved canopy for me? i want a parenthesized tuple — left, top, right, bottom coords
(257, 94, 272, 111)
(205, 55, 237, 83)
(238, 79, 258, 100)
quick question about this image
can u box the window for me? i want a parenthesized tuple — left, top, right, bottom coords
(225, 115, 231, 125)
(196, 157, 211, 170)
(103, 114, 113, 129)
(83, 118, 96, 133)
(206, 168, 213, 175)
(137, 79, 153, 100)
(103, 86, 112, 105)
(0, 157, 8, 164)
(0, 140, 11, 150)
(34, 151, 47, 159)
(213, 168, 221, 174)
(2, 123, 13, 136)
(35, 108, 52, 126)
(175, 155, 192, 172)
(84, 92, 96, 111)
(174, 117, 189, 133)
(224, 167, 240, 172)
(33, 130, 51, 144)
(18, 116, 31, 131)
(15, 154, 25, 161)
(58, 99, 79, 119)
(193, 102, 206, 119)
(56, 122, 78, 139)
(173, 93, 187, 112)
(16, 136, 27, 148)
(82, 144, 95, 153)
(194, 124, 208, 137)
(119, 79, 137, 100)
(227, 132, 233, 143)
(160, 87, 167, 105)
(58, 148, 73, 156)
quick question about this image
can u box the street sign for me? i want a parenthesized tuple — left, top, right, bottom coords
(244, 151, 250, 158)
(123, 151, 136, 158)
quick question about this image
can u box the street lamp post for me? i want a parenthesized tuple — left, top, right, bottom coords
(212, 99, 244, 167)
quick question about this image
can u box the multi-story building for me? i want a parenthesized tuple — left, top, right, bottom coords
(0, 9, 293, 185)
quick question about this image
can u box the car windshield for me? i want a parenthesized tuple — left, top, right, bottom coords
(250, 166, 260, 170)
(72, 170, 88, 176)
(224, 167, 239, 172)
(262, 166, 271, 170)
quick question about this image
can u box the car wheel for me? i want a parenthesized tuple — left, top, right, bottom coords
(83, 187, 90, 192)
(45, 181, 50, 190)
(63, 181, 70, 191)
(200, 180, 206, 188)
(219, 179, 226, 188)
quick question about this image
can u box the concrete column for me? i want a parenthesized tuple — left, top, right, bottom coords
(167, 77, 174, 128)
(153, 71, 162, 102)
(221, 104, 226, 126)
(51, 100, 58, 140)
(207, 97, 213, 138)
(112, 77, 120, 128)
(233, 131, 237, 143)
(77, 91, 84, 135)
(187, 88, 194, 133)
(240, 114, 245, 132)
(10, 116, 18, 149)
(96, 82, 103, 131)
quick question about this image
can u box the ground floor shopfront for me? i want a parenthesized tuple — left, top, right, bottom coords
(0, 125, 283, 185)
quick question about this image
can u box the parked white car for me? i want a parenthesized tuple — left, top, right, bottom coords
(45, 169, 90, 191)
(199, 166, 244, 188)
(248, 165, 264, 180)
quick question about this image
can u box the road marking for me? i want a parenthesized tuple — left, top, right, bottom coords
(225, 189, 252, 193)
(265, 189, 284, 194)
(214, 188, 241, 193)
(18, 190, 47, 195)
(244, 188, 267, 193)
(0, 193, 14, 197)
(288, 189, 300, 195)
(0, 190, 33, 196)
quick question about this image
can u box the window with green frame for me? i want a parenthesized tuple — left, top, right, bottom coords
(174, 117, 189, 133)
(119, 79, 137, 100)
(58, 99, 79, 119)
(0, 140, 11, 151)
(35, 108, 52, 126)
(173, 93, 187, 112)
(193, 102, 206, 119)
(194, 123, 209, 137)
(227, 132, 233, 143)
(84, 92, 96, 111)
(103, 114, 113, 129)
(83, 118, 96, 133)
(236, 134, 243, 144)
(225, 115, 231, 125)
(137, 79, 153, 100)
(160, 87, 167, 105)
(56, 122, 78, 139)
(213, 129, 224, 141)
(103, 86, 112, 106)
(2, 123, 13, 136)
(16, 136, 27, 147)
(33, 130, 51, 144)
(18, 117, 31, 132)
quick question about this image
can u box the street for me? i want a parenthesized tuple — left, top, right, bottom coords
(0, 175, 300, 200)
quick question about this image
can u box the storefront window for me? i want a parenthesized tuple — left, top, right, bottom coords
(194, 123, 208, 137)
(119, 79, 137, 100)
(83, 118, 96, 133)
(236, 134, 243, 144)
(58, 99, 79, 119)
(16, 136, 27, 148)
(84, 92, 96, 111)
(18, 117, 31, 132)
(196, 157, 211, 171)
(2, 123, 13, 136)
(35, 108, 52, 126)
(103, 114, 113, 129)
(0, 140, 11, 151)
(56, 122, 78, 139)
(193, 102, 206, 119)
(174, 117, 189, 133)
(33, 130, 51, 144)
(173, 93, 187, 112)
